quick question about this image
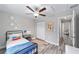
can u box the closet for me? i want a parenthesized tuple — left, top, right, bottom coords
(36, 22, 45, 40)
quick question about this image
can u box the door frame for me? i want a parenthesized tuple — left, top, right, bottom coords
(59, 15, 73, 46)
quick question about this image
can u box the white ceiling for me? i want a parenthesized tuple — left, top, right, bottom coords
(0, 4, 78, 19)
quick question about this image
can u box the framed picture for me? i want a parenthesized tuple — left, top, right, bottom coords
(48, 21, 54, 31)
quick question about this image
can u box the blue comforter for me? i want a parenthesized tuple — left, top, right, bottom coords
(5, 42, 34, 54)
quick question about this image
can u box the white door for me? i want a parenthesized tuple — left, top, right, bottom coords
(36, 22, 45, 40)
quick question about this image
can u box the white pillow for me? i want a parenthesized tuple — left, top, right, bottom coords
(8, 33, 22, 39)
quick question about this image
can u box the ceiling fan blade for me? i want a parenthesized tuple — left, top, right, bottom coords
(39, 14, 46, 16)
(39, 7, 46, 12)
(26, 6, 35, 12)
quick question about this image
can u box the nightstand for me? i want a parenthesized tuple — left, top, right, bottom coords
(23, 35, 32, 41)
(25, 36, 32, 41)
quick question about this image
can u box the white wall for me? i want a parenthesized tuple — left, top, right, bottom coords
(35, 10, 72, 46)
(43, 10, 72, 46)
(36, 17, 59, 46)
(34, 9, 73, 46)
(0, 11, 35, 48)
(45, 17, 59, 45)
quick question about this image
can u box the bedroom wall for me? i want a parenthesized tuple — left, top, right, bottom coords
(36, 17, 59, 46)
(45, 17, 59, 45)
(45, 11, 72, 46)
(0, 11, 35, 48)
(36, 10, 72, 46)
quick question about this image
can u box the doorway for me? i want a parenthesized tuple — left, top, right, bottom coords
(60, 19, 73, 46)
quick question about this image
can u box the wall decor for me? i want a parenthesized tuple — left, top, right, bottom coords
(48, 21, 54, 31)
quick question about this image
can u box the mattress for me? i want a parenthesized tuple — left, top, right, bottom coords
(15, 43, 37, 54)
(6, 38, 29, 49)
(5, 42, 37, 54)
(5, 38, 38, 54)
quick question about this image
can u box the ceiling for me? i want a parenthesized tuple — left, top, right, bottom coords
(0, 4, 79, 19)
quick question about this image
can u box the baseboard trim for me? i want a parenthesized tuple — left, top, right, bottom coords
(44, 39, 59, 46)
(36, 37, 59, 46)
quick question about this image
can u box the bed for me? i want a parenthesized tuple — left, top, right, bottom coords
(5, 30, 38, 54)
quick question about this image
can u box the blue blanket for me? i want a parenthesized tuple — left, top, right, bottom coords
(5, 42, 34, 54)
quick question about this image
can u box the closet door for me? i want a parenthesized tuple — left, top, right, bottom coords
(36, 22, 45, 40)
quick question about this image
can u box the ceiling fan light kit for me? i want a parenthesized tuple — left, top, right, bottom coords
(34, 13, 39, 17)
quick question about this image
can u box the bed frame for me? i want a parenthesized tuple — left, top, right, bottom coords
(6, 30, 38, 54)
(6, 30, 23, 41)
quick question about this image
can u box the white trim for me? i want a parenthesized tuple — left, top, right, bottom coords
(72, 10, 75, 47)
(44, 39, 59, 46)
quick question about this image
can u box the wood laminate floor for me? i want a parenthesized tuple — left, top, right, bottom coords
(0, 38, 63, 54)
(32, 38, 61, 54)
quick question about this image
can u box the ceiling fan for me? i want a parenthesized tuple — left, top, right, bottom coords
(26, 6, 46, 18)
